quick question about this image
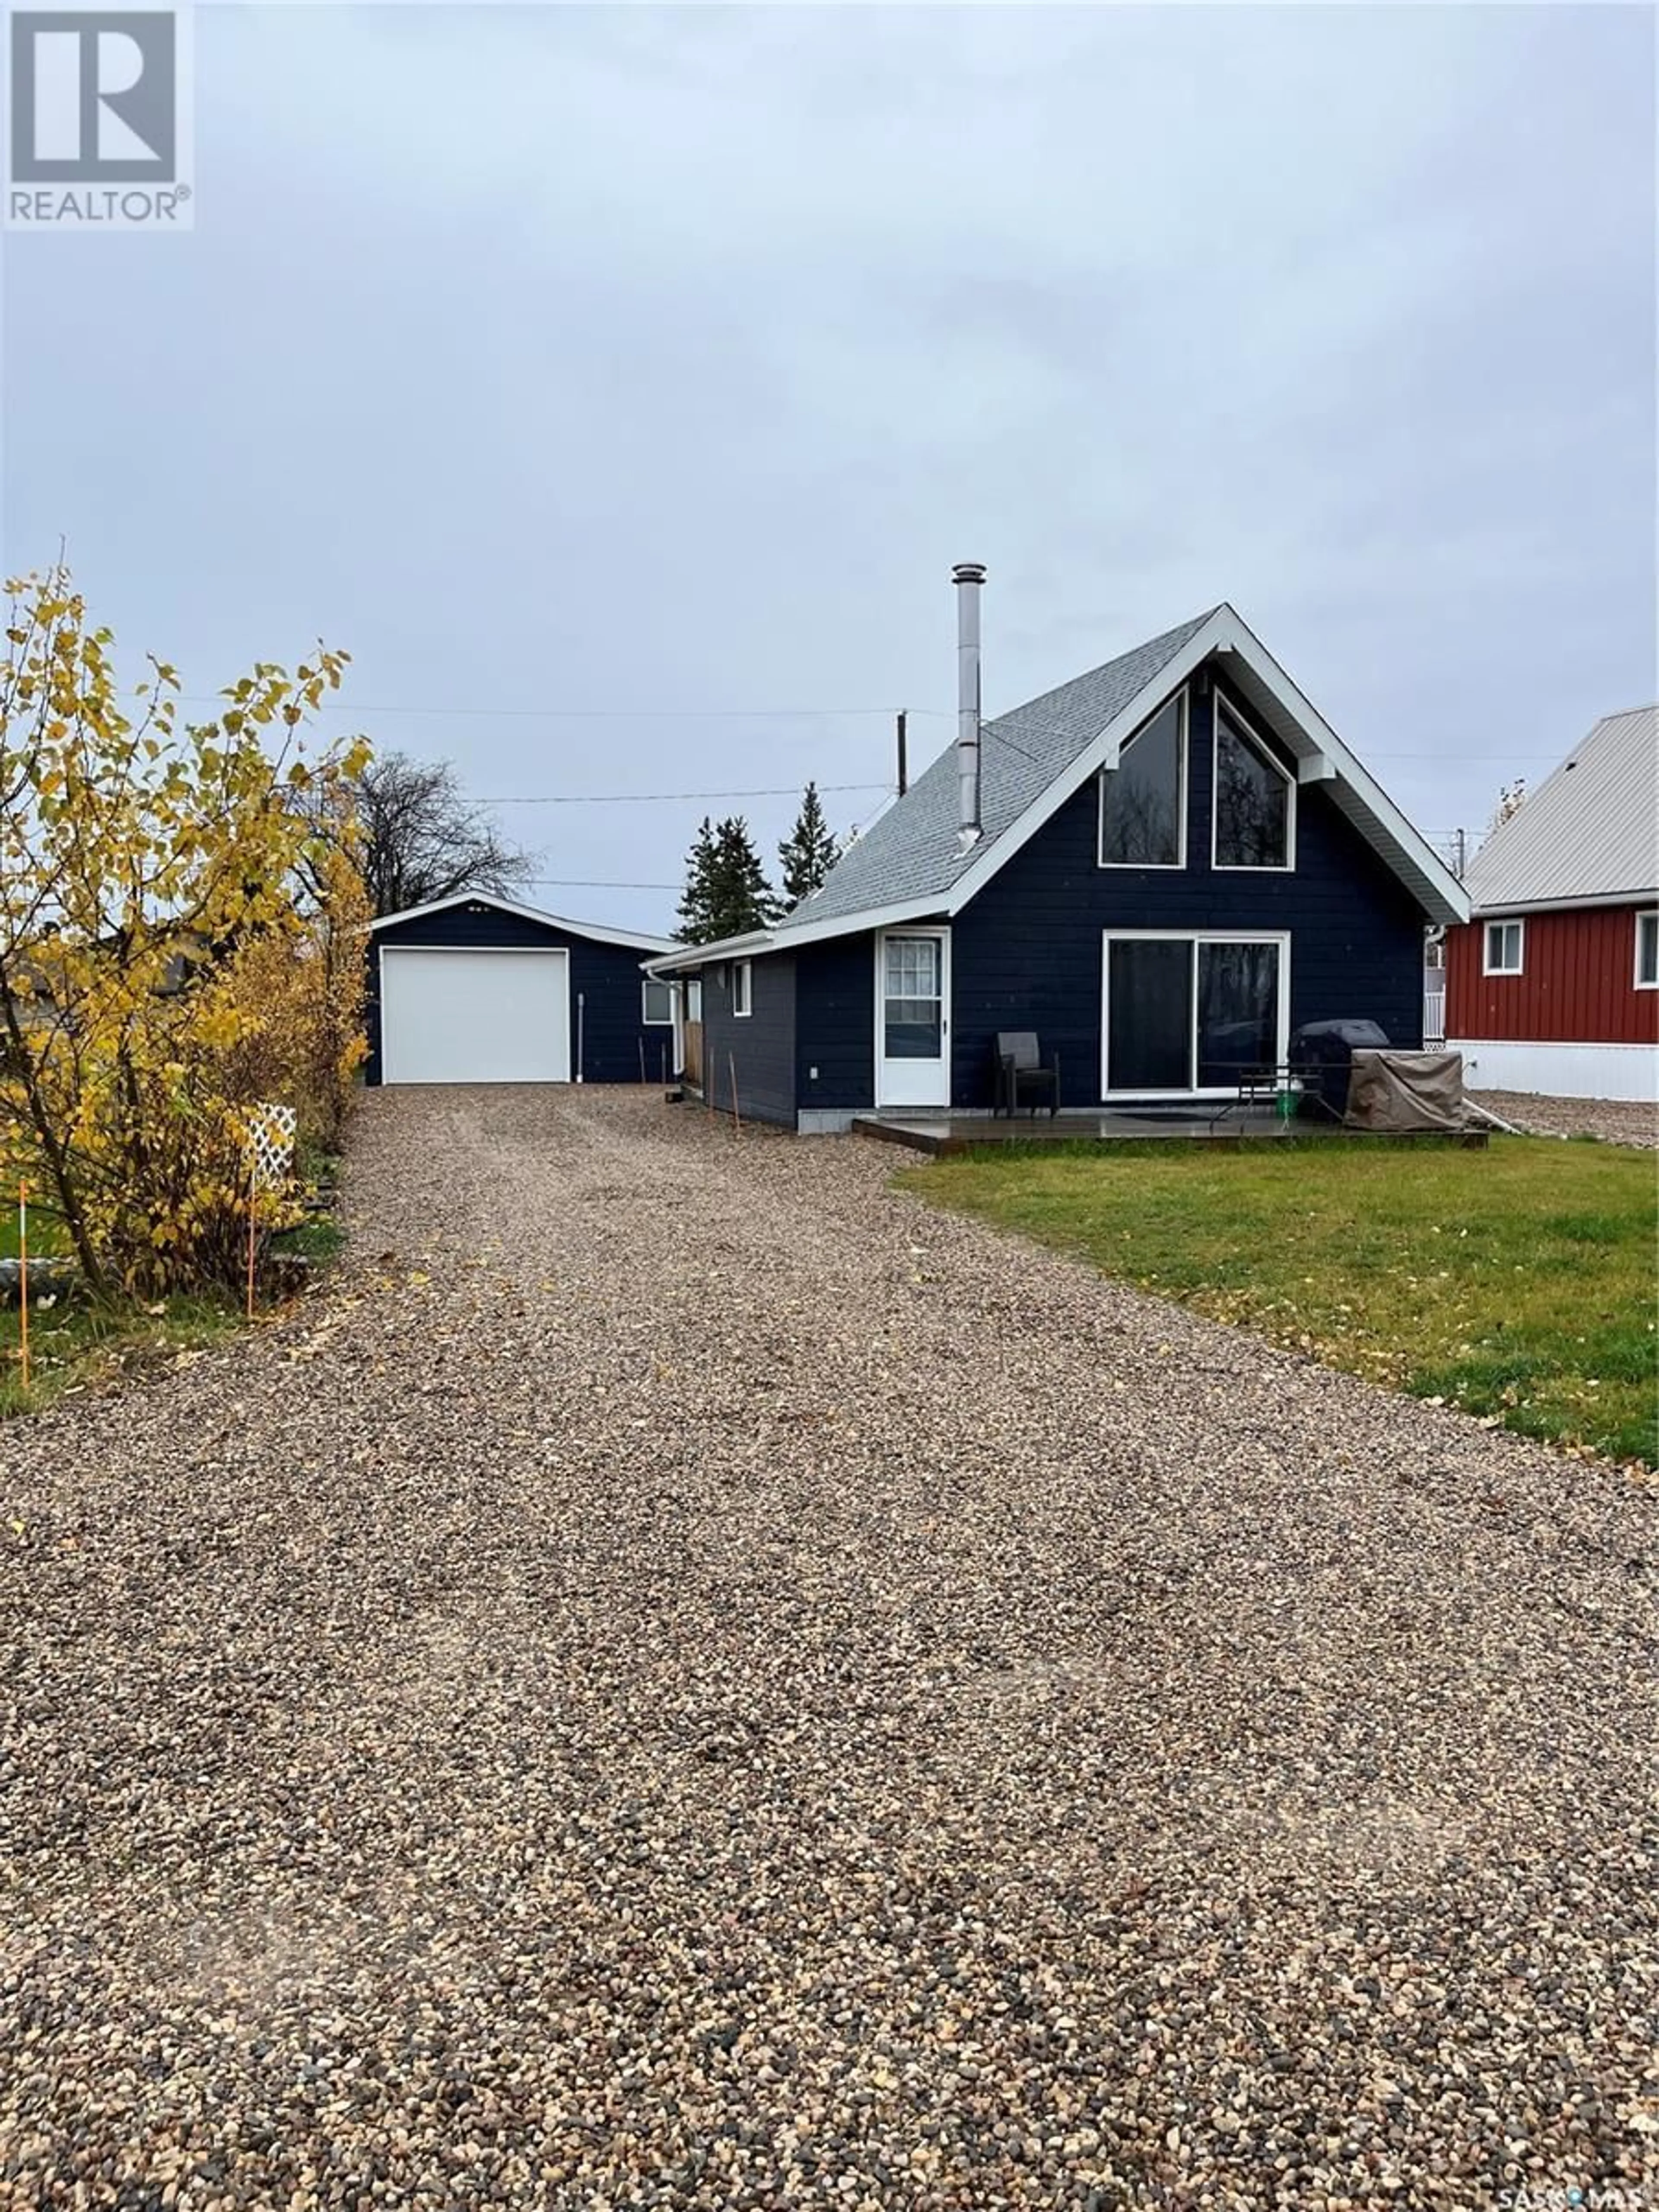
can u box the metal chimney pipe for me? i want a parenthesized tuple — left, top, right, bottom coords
(953, 562, 986, 845)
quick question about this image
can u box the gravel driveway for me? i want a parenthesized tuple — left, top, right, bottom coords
(3, 1087, 1655, 2211)
(1470, 1089, 1658, 1148)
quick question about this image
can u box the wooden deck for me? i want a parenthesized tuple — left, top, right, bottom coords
(852, 1110, 1489, 1157)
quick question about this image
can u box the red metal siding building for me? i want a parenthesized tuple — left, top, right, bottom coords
(1446, 706, 1658, 1101)
(1447, 904, 1657, 1043)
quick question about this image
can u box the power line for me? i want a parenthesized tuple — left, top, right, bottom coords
(178, 696, 950, 721)
(526, 877, 681, 891)
(482, 781, 893, 805)
(172, 693, 1559, 763)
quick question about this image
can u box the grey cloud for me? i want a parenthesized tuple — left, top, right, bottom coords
(3, 3, 1652, 927)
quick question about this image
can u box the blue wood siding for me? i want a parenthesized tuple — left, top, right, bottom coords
(365, 902, 668, 1085)
(947, 676, 1426, 1105)
(795, 934, 877, 1112)
(682, 935, 876, 1126)
(696, 952, 798, 1126)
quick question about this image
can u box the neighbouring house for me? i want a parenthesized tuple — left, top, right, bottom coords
(646, 569, 1470, 1131)
(1444, 705, 1659, 1103)
(365, 894, 675, 1086)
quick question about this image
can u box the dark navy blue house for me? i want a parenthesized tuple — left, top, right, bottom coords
(647, 588, 1469, 1131)
(365, 895, 674, 1087)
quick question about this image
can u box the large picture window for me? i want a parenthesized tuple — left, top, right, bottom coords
(1098, 693, 1186, 868)
(1103, 932, 1287, 1093)
(1213, 701, 1294, 870)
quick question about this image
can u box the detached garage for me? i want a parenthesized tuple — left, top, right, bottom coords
(366, 895, 674, 1087)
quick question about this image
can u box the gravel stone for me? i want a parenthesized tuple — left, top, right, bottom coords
(1470, 1088, 1658, 1147)
(1, 1085, 1655, 2210)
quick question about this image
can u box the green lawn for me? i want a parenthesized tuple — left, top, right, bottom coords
(0, 1281, 238, 1417)
(903, 1135, 1659, 1468)
(0, 1207, 62, 1260)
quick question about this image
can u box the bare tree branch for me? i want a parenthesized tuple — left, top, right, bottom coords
(308, 752, 538, 917)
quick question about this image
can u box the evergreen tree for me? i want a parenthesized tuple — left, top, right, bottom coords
(674, 814, 778, 943)
(777, 781, 840, 908)
(674, 817, 720, 944)
(710, 815, 779, 936)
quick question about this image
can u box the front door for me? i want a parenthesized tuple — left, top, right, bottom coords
(877, 930, 951, 1108)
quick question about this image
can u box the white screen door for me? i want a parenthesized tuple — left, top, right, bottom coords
(877, 930, 951, 1108)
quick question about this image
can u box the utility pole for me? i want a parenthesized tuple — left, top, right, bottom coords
(1455, 827, 1467, 878)
(896, 709, 908, 798)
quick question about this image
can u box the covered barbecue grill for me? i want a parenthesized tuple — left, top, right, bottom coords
(1289, 1018, 1391, 1117)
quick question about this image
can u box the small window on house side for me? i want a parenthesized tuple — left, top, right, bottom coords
(1484, 919, 1524, 976)
(733, 960, 753, 1017)
(1636, 912, 1659, 990)
(1213, 702, 1293, 870)
(642, 979, 674, 1025)
(1098, 693, 1186, 868)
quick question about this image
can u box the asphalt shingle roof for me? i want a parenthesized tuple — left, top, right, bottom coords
(1463, 705, 1658, 912)
(779, 609, 1219, 931)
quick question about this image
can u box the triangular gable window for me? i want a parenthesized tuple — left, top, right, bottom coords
(1214, 700, 1294, 871)
(1097, 692, 1187, 869)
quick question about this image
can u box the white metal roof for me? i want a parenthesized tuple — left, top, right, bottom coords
(1463, 705, 1658, 914)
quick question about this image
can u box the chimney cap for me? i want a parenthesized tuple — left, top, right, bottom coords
(952, 561, 987, 585)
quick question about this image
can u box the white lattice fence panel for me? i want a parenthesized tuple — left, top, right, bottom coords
(245, 1103, 298, 1191)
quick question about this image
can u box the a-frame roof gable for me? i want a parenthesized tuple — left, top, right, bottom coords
(646, 603, 1468, 976)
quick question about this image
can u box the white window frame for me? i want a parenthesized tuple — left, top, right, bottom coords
(1097, 690, 1188, 871)
(1483, 918, 1525, 976)
(732, 959, 753, 1017)
(1100, 928, 1291, 1100)
(1636, 912, 1659, 990)
(642, 977, 674, 1026)
(1211, 695, 1296, 873)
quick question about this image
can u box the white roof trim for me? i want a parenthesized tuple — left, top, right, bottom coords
(370, 891, 674, 953)
(643, 893, 963, 973)
(1468, 888, 1659, 918)
(644, 930, 774, 975)
(1210, 609, 1471, 923)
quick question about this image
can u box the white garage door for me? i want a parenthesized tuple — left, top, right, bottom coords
(380, 948, 572, 1084)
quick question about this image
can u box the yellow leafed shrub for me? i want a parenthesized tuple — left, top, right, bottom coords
(0, 566, 372, 1296)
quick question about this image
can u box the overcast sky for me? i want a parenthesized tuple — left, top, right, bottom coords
(4, 2, 1654, 934)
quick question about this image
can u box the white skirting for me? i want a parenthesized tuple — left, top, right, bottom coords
(1449, 1038, 1659, 1103)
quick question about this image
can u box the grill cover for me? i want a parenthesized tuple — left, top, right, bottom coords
(1344, 1050, 1468, 1133)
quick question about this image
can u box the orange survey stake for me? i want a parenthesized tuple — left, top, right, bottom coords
(16, 1180, 28, 1394)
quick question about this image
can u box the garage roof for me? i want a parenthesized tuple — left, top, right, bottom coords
(371, 893, 674, 953)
